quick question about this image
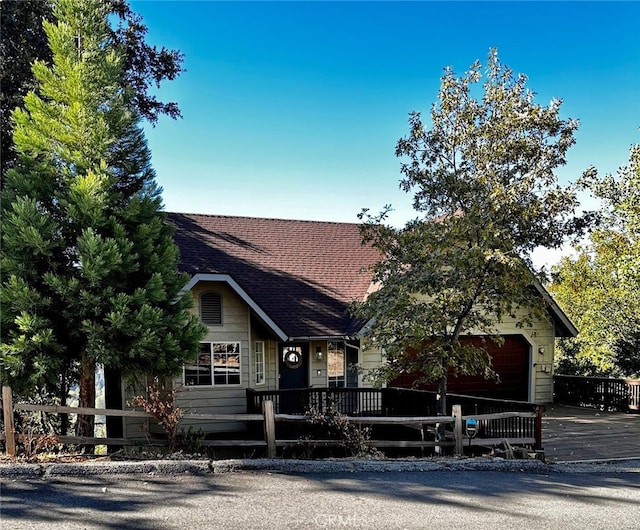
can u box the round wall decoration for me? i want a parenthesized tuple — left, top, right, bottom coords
(283, 348, 303, 369)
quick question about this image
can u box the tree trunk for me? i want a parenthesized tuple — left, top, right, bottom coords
(435, 364, 448, 455)
(76, 352, 96, 443)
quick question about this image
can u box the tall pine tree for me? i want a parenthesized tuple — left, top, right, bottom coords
(0, 0, 205, 438)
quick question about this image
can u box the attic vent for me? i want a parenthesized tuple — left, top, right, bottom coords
(200, 292, 222, 325)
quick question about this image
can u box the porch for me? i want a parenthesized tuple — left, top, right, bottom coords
(246, 386, 541, 417)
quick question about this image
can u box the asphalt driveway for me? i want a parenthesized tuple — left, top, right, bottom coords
(542, 404, 640, 462)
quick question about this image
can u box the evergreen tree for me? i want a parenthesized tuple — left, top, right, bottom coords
(0, 0, 54, 186)
(1, 0, 184, 188)
(0, 0, 205, 437)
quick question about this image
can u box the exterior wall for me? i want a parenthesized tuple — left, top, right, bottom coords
(250, 338, 278, 391)
(309, 340, 327, 387)
(121, 280, 280, 436)
(358, 309, 556, 403)
(308, 340, 377, 389)
(123, 278, 557, 441)
(359, 339, 385, 389)
(123, 377, 152, 442)
(172, 281, 250, 432)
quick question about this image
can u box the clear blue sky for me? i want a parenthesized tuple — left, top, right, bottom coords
(130, 1, 639, 267)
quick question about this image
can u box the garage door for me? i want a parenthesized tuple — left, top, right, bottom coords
(391, 335, 531, 401)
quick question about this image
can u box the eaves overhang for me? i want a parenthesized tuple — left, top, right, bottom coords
(532, 281, 579, 338)
(179, 273, 289, 342)
(352, 285, 578, 339)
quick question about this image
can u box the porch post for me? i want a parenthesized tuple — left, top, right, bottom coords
(452, 404, 463, 456)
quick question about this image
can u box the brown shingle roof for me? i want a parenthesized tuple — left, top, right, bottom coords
(168, 213, 381, 339)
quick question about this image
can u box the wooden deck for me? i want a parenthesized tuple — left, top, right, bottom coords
(542, 404, 640, 462)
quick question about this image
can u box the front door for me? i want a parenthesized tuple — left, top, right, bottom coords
(279, 344, 309, 414)
(279, 344, 309, 389)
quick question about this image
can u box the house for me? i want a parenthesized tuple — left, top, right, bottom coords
(126, 213, 576, 436)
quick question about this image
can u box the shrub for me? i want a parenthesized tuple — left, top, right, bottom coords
(307, 403, 382, 458)
(130, 379, 183, 452)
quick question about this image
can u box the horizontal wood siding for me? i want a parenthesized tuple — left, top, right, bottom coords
(248, 334, 278, 391)
(465, 308, 555, 402)
(264, 339, 278, 390)
(360, 340, 384, 389)
(173, 387, 249, 432)
(310, 340, 327, 387)
(175, 281, 251, 431)
(191, 282, 250, 345)
(360, 308, 555, 402)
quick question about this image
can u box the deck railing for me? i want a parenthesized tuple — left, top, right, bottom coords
(553, 375, 640, 412)
(246, 387, 385, 416)
(247, 387, 543, 449)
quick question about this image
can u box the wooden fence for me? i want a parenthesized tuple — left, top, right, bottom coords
(247, 387, 544, 449)
(553, 375, 640, 412)
(1, 385, 542, 458)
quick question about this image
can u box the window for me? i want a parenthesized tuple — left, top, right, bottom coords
(200, 292, 222, 325)
(328, 341, 359, 388)
(328, 341, 345, 388)
(184, 342, 240, 386)
(255, 341, 265, 385)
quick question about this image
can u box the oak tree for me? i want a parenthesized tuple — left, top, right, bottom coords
(353, 50, 583, 413)
(551, 144, 640, 376)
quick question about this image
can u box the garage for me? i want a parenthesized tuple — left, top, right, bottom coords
(391, 334, 531, 401)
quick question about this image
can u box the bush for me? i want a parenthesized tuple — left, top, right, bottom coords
(130, 379, 183, 452)
(306, 403, 382, 458)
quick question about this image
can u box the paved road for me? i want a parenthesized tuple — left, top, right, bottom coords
(2, 469, 640, 530)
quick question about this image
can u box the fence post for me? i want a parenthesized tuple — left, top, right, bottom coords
(2, 386, 16, 456)
(534, 405, 545, 451)
(262, 399, 276, 458)
(452, 405, 463, 456)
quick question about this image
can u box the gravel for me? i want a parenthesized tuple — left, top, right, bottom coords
(2, 456, 640, 478)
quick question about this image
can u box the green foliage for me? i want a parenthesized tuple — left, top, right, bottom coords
(177, 426, 206, 454)
(0, 0, 184, 188)
(0, 0, 206, 400)
(354, 49, 583, 404)
(551, 144, 640, 377)
(0, 0, 54, 185)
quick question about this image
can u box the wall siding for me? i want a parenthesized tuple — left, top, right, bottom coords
(124, 278, 558, 439)
(174, 281, 252, 432)
(359, 308, 556, 402)
(360, 341, 385, 389)
(486, 309, 555, 403)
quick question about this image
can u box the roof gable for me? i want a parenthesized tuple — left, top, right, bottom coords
(169, 213, 576, 340)
(168, 213, 381, 339)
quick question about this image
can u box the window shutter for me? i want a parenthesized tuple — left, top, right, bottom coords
(200, 292, 222, 325)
